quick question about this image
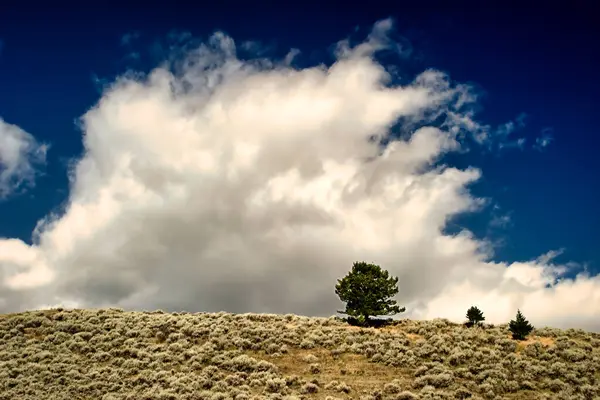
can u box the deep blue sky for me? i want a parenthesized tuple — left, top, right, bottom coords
(1, 1, 599, 277)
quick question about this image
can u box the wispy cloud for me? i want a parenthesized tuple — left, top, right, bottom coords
(534, 127, 554, 151)
(0, 118, 48, 199)
(1, 19, 597, 331)
(119, 31, 143, 64)
(445, 110, 528, 153)
(536, 248, 565, 265)
(516, 112, 527, 128)
(490, 213, 512, 229)
(120, 31, 141, 47)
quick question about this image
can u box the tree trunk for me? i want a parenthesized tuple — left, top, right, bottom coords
(363, 314, 370, 327)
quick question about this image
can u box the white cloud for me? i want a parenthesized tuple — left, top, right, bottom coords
(1, 19, 598, 332)
(0, 118, 48, 199)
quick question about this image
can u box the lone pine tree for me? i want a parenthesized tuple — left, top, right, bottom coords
(335, 261, 405, 326)
(465, 306, 485, 327)
(509, 309, 534, 340)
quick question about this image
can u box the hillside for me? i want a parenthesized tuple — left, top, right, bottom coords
(0, 308, 598, 400)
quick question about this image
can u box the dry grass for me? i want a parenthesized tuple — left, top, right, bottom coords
(513, 335, 555, 353)
(248, 347, 414, 399)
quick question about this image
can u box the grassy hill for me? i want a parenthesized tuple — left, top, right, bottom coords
(0, 308, 598, 400)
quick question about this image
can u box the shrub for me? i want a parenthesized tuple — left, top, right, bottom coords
(395, 391, 418, 400)
(324, 380, 339, 390)
(302, 354, 318, 363)
(454, 388, 473, 399)
(265, 378, 287, 393)
(383, 381, 402, 394)
(301, 382, 319, 394)
(414, 372, 453, 388)
(335, 382, 351, 393)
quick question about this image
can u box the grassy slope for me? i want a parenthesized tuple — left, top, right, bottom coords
(0, 308, 599, 400)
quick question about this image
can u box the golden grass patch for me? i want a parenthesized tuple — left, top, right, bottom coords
(23, 327, 46, 341)
(512, 334, 555, 354)
(337, 323, 424, 343)
(247, 347, 414, 398)
(402, 333, 423, 342)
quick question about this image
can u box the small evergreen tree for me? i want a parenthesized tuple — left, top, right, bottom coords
(465, 306, 485, 327)
(509, 309, 534, 340)
(335, 261, 405, 326)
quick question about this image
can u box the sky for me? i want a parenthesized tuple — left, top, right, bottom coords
(0, 2, 599, 331)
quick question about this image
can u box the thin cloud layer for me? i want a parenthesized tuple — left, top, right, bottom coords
(0, 20, 598, 331)
(0, 118, 48, 199)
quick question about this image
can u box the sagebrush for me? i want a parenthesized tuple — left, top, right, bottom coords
(0, 308, 599, 400)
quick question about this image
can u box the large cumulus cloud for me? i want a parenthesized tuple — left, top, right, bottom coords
(1, 19, 598, 331)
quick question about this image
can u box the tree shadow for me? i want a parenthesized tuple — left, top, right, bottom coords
(345, 316, 396, 328)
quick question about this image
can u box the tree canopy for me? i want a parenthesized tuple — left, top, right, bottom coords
(465, 305, 485, 327)
(335, 261, 405, 326)
(509, 309, 534, 340)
